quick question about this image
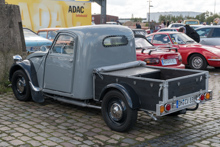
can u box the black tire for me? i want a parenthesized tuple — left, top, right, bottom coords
(11, 70, 32, 101)
(101, 90, 137, 132)
(215, 67, 220, 69)
(189, 54, 207, 70)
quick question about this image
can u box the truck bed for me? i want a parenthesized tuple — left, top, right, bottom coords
(94, 61, 208, 112)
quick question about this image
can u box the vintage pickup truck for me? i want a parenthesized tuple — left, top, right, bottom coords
(9, 25, 212, 132)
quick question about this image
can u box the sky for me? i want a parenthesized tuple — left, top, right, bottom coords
(91, 0, 219, 18)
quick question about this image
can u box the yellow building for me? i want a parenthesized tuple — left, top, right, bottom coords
(6, 0, 92, 32)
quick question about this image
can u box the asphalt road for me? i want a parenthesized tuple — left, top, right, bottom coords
(0, 68, 219, 147)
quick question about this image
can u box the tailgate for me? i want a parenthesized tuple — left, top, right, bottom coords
(168, 73, 207, 99)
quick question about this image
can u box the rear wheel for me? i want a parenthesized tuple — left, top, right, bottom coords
(101, 90, 137, 132)
(11, 70, 32, 101)
(189, 54, 207, 70)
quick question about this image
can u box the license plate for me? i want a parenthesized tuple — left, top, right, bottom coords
(176, 97, 194, 108)
(162, 59, 177, 65)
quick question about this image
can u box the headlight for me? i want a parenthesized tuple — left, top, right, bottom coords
(144, 58, 160, 65)
(13, 55, 22, 63)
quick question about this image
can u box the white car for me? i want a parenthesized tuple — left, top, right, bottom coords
(168, 23, 184, 28)
(195, 26, 220, 46)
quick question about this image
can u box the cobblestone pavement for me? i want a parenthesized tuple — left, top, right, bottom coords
(0, 68, 220, 147)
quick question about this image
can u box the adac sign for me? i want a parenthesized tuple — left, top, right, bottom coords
(6, 0, 92, 32)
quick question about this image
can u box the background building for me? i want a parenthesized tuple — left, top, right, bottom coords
(92, 14, 118, 24)
(147, 11, 202, 22)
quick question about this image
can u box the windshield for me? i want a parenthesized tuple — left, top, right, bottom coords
(185, 21, 199, 25)
(23, 28, 37, 37)
(170, 33, 195, 44)
(135, 38, 153, 48)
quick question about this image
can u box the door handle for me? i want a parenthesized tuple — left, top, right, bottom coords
(69, 59, 73, 62)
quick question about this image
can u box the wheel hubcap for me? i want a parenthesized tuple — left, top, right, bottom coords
(16, 77, 26, 93)
(110, 103, 123, 121)
(192, 57, 203, 69)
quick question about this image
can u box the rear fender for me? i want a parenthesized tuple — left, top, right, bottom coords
(99, 83, 140, 109)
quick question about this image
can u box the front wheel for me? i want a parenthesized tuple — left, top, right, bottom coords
(11, 70, 32, 101)
(101, 90, 137, 132)
(189, 54, 207, 70)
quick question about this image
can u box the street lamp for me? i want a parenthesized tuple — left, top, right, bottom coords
(147, 0, 153, 29)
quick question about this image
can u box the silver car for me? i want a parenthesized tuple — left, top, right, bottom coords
(195, 26, 220, 46)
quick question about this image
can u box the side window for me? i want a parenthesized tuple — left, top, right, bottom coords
(146, 35, 153, 42)
(48, 31, 57, 40)
(196, 28, 211, 38)
(38, 31, 47, 38)
(211, 28, 220, 37)
(51, 35, 74, 55)
(152, 34, 171, 44)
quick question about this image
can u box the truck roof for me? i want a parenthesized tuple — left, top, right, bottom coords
(58, 25, 133, 37)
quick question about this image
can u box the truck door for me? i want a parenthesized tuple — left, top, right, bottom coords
(44, 34, 75, 93)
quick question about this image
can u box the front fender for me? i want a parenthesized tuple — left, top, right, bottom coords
(9, 60, 44, 103)
(100, 83, 140, 109)
(9, 60, 32, 82)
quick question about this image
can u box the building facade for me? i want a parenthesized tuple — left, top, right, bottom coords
(92, 14, 118, 24)
(147, 11, 202, 22)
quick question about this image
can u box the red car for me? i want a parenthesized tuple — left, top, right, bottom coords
(135, 35, 185, 68)
(146, 32, 220, 70)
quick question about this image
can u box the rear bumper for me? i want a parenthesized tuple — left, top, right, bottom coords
(156, 90, 212, 116)
(164, 64, 185, 69)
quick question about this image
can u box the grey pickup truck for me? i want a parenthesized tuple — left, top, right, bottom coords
(9, 25, 212, 132)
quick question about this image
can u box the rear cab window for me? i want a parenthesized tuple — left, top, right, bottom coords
(103, 36, 128, 47)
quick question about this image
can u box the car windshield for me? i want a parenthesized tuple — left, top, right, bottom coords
(170, 33, 195, 44)
(23, 28, 37, 37)
(135, 38, 152, 48)
(185, 21, 199, 25)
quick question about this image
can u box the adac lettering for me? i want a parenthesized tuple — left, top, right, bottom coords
(68, 6, 84, 13)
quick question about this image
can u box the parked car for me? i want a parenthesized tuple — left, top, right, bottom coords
(168, 23, 184, 28)
(135, 34, 184, 68)
(37, 28, 65, 41)
(132, 29, 148, 37)
(146, 32, 220, 69)
(23, 28, 52, 53)
(10, 25, 212, 132)
(157, 28, 178, 32)
(195, 26, 220, 46)
(183, 19, 200, 25)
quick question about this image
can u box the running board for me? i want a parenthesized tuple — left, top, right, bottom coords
(44, 94, 101, 109)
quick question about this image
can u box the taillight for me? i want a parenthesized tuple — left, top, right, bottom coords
(200, 94, 205, 101)
(144, 58, 160, 65)
(160, 105, 165, 114)
(178, 55, 182, 63)
(205, 91, 212, 100)
(164, 103, 171, 112)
